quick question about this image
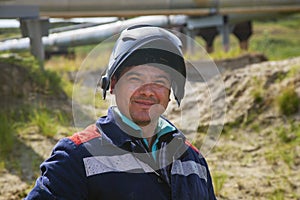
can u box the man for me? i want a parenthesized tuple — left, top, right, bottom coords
(25, 25, 217, 200)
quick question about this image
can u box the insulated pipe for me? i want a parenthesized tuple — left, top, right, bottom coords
(0, 15, 187, 51)
(1, 0, 300, 17)
(1, 0, 299, 53)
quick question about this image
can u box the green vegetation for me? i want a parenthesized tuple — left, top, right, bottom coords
(209, 41, 244, 60)
(0, 28, 21, 40)
(0, 53, 62, 95)
(212, 171, 228, 196)
(0, 53, 74, 153)
(276, 86, 300, 116)
(0, 113, 15, 158)
(0, 12, 300, 199)
(265, 121, 300, 168)
(0, 52, 36, 67)
(213, 118, 300, 199)
(251, 14, 300, 60)
(250, 76, 265, 104)
(28, 108, 69, 137)
(268, 188, 285, 200)
(288, 65, 300, 77)
(197, 13, 300, 60)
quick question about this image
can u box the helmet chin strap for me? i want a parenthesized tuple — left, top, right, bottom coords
(101, 75, 109, 99)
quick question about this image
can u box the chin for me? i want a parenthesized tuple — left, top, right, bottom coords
(135, 121, 151, 127)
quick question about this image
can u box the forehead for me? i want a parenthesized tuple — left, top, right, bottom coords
(120, 64, 171, 79)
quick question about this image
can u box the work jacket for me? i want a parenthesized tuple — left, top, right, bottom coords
(25, 107, 217, 200)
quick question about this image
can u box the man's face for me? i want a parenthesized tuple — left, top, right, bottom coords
(112, 64, 171, 126)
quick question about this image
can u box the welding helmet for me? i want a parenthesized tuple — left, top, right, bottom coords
(101, 25, 186, 106)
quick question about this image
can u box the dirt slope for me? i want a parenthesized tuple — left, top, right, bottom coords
(168, 56, 300, 199)
(1, 54, 299, 199)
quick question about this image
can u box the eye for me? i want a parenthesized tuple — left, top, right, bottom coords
(155, 80, 167, 85)
(126, 74, 143, 83)
(154, 78, 171, 87)
(129, 76, 140, 81)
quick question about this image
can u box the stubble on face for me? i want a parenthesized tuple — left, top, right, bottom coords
(129, 84, 169, 126)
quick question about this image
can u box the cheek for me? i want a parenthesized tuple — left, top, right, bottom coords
(114, 79, 136, 96)
(159, 89, 171, 106)
(114, 84, 135, 110)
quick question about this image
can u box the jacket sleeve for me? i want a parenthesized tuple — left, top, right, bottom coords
(185, 141, 217, 200)
(25, 138, 88, 200)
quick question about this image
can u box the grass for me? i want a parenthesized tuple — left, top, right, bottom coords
(287, 64, 300, 78)
(195, 13, 300, 60)
(0, 113, 15, 158)
(213, 119, 300, 199)
(212, 171, 228, 196)
(208, 36, 244, 60)
(0, 53, 63, 95)
(0, 53, 75, 148)
(0, 104, 75, 189)
(28, 109, 58, 137)
(0, 28, 21, 40)
(1, 13, 300, 199)
(276, 86, 300, 116)
(250, 15, 300, 60)
(250, 76, 265, 104)
(265, 120, 300, 168)
(269, 189, 285, 200)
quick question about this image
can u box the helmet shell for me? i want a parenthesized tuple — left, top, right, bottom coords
(101, 25, 186, 105)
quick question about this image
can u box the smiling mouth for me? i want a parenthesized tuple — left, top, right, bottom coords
(133, 99, 157, 108)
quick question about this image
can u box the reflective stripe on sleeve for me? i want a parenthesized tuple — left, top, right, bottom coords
(171, 160, 207, 182)
(83, 153, 154, 177)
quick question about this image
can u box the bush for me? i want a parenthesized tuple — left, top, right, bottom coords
(276, 86, 300, 116)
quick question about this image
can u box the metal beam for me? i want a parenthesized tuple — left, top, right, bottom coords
(0, 5, 39, 18)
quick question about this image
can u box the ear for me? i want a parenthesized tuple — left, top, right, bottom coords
(110, 76, 117, 94)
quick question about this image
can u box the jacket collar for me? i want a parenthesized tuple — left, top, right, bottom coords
(96, 107, 185, 149)
(96, 107, 133, 147)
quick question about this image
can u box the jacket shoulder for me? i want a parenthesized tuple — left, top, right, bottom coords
(185, 140, 199, 154)
(68, 124, 101, 146)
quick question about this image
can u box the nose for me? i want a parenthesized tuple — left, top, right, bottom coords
(137, 83, 156, 97)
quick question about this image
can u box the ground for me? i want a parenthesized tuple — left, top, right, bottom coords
(0, 54, 299, 200)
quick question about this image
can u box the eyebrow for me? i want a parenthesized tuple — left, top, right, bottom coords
(124, 71, 141, 77)
(156, 74, 171, 82)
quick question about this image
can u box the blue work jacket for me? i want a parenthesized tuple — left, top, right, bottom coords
(25, 107, 217, 200)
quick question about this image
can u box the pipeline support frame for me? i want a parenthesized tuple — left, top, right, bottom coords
(0, 5, 48, 69)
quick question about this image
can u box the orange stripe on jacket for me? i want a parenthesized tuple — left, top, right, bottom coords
(185, 140, 199, 154)
(68, 125, 101, 146)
